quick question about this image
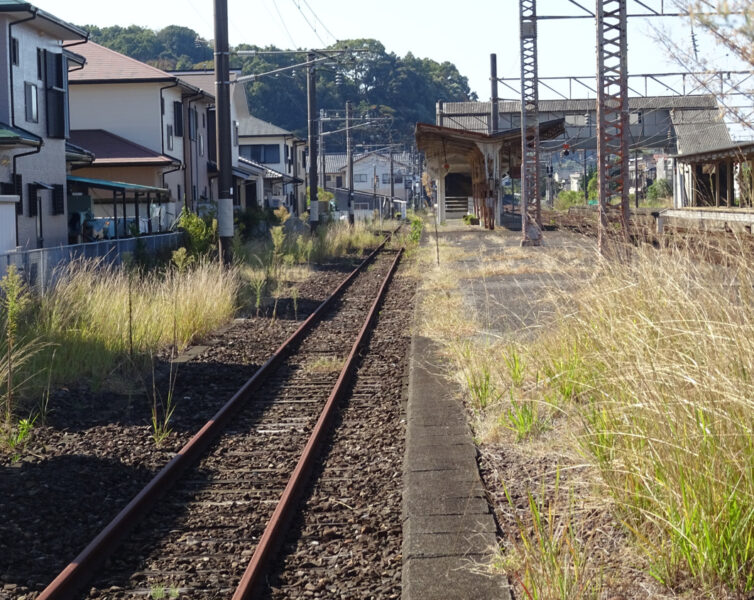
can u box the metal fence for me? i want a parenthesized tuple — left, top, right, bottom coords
(0, 232, 183, 293)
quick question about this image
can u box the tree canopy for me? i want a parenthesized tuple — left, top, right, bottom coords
(81, 26, 476, 148)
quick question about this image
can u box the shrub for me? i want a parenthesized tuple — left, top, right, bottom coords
(646, 178, 672, 203)
(177, 207, 217, 257)
(554, 190, 585, 211)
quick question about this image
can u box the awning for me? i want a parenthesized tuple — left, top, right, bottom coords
(67, 175, 168, 194)
(208, 159, 266, 180)
(0, 122, 41, 148)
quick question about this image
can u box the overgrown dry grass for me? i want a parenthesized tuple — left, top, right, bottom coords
(418, 226, 753, 599)
(28, 258, 241, 387)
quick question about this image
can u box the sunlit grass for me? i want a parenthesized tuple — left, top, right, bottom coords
(417, 227, 754, 597)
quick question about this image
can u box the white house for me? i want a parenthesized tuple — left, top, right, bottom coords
(172, 70, 267, 213)
(68, 42, 218, 228)
(237, 114, 304, 213)
(0, 1, 87, 249)
(346, 151, 413, 201)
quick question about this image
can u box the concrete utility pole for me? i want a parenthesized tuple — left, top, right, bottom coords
(346, 100, 353, 210)
(307, 52, 319, 225)
(319, 108, 326, 196)
(213, 0, 233, 263)
(519, 0, 542, 245)
(490, 53, 499, 135)
(390, 149, 395, 200)
(596, 0, 630, 253)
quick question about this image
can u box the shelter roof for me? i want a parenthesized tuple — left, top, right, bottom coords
(69, 129, 179, 167)
(672, 140, 754, 163)
(416, 119, 565, 174)
(671, 108, 732, 155)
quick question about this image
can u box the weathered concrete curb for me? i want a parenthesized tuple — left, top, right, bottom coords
(402, 333, 511, 600)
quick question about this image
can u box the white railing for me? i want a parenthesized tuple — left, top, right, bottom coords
(0, 233, 183, 293)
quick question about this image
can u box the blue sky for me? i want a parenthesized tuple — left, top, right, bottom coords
(33, 0, 749, 100)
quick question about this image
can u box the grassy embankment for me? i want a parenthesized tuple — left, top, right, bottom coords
(0, 212, 388, 450)
(417, 223, 753, 599)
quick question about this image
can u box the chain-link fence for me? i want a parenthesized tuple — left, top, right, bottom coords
(0, 233, 183, 293)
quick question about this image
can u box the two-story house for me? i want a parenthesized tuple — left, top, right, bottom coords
(0, 1, 87, 249)
(67, 42, 218, 229)
(172, 70, 268, 214)
(346, 151, 413, 201)
(236, 114, 304, 212)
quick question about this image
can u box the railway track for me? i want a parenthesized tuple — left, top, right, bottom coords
(37, 237, 408, 600)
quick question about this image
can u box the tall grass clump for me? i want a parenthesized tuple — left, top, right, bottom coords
(310, 220, 382, 261)
(32, 258, 240, 384)
(534, 240, 754, 593)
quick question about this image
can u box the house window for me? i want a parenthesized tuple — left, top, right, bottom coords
(177, 184, 182, 202)
(202, 112, 205, 128)
(37, 48, 43, 79)
(394, 174, 403, 184)
(354, 173, 368, 183)
(44, 52, 68, 138)
(189, 108, 197, 141)
(199, 133, 204, 156)
(233, 121, 239, 147)
(173, 101, 183, 137)
(381, 173, 391, 184)
(11, 37, 19, 66)
(240, 144, 280, 164)
(24, 83, 38, 123)
(166, 124, 173, 151)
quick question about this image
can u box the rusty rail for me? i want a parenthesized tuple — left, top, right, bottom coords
(38, 231, 399, 600)
(232, 247, 403, 599)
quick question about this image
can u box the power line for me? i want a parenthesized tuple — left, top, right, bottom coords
(289, 0, 327, 47)
(300, 0, 338, 43)
(271, 0, 298, 49)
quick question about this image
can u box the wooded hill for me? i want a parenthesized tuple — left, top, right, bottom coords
(81, 24, 477, 148)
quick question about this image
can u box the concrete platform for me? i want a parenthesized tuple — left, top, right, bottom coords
(402, 335, 511, 600)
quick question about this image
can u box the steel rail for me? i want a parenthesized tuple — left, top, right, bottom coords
(38, 231, 399, 600)
(232, 246, 404, 599)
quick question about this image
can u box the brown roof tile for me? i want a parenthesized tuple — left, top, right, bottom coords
(68, 42, 174, 83)
(69, 129, 178, 166)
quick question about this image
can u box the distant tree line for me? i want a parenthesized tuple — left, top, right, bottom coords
(81, 25, 476, 148)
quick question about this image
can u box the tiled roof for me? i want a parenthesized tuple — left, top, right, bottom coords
(68, 42, 174, 83)
(671, 108, 732, 155)
(238, 114, 293, 137)
(69, 129, 178, 166)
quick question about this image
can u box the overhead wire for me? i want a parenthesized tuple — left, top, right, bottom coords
(300, 0, 338, 43)
(289, 0, 327, 47)
(270, 0, 298, 49)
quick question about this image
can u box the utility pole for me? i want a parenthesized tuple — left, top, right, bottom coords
(213, 0, 233, 263)
(319, 109, 327, 196)
(390, 149, 394, 200)
(490, 53, 499, 135)
(307, 52, 318, 225)
(346, 101, 353, 217)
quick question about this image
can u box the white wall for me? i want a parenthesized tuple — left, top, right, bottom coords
(8, 22, 69, 248)
(69, 82, 170, 157)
